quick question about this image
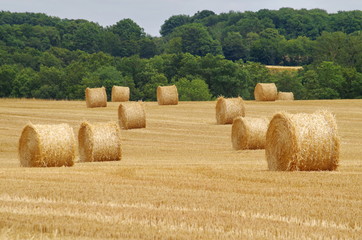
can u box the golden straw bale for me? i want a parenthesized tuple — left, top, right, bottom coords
(254, 83, 277, 101)
(265, 111, 340, 171)
(118, 101, 146, 129)
(157, 85, 178, 105)
(78, 122, 122, 162)
(111, 86, 130, 102)
(277, 91, 294, 101)
(85, 87, 107, 108)
(232, 117, 269, 150)
(18, 123, 75, 167)
(216, 97, 245, 124)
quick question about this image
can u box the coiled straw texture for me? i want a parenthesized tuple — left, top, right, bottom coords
(216, 97, 245, 124)
(232, 117, 269, 150)
(85, 87, 107, 108)
(19, 123, 75, 167)
(118, 101, 146, 129)
(265, 111, 340, 171)
(254, 83, 277, 101)
(157, 85, 178, 105)
(277, 91, 294, 101)
(78, 122, 122, 162)
(112, 86, 130, 102)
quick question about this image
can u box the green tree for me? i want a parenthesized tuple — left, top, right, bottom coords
(108, 19, 145, 57)
(222, 32, 246, 61)
(39, 51, 63, 67)
(299, 69, 321, 99)
(160, 15, 190, 37)
(316, 61, 345, 98)
(0, 64, 17, 97)
(71, 22, 102, 53)
(164, 37, 182, 54)
(284, 36, 314, 65)
(241, 61, 272, 99)
(314, 32, 348, 64)
(170, 23, 222, 56)
(11, 67, 39, 98)
(175, 78, 212, 101)
(81, 66, 136, 100)
(341, 67, 362, 98)
(37, 65, 66, 99)
(139, 38, 158, 58)
(250, 28, 286, 65)
(272, 71, 305, 99)
(330, 11, 362, 34)
(300, 62, 346, 99)
(142, 73, 168, 101)
(199, 54, 246, 97)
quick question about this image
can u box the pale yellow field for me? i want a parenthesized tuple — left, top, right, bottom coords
(0, 98, 361, 240)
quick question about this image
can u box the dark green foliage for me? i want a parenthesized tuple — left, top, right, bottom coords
(0, 64, 17, 97)
(169, 23, 222, 56)
(175, 78, 212, 101)
(160, 15, 190, 36)
(0, 10, 362, 101)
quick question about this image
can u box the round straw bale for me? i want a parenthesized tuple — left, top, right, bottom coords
(157, 85, 178, 105)
(277, 91, 294, 100)
(232, 117, 269, 150)
(216, 97, 245, 124)
(18, 123, 75, 167)
(85, 87, 107, 108)
(111, 86, 130, 102)
(254, 83, 277, 101)
(265, 111, 340, 171)
(78, 122, 122, 162)
(118, 101, 146, 129)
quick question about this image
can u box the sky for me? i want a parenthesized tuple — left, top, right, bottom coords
(1, 0, 361, 36)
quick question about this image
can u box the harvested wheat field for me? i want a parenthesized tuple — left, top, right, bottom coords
(0, 98, 361, 240)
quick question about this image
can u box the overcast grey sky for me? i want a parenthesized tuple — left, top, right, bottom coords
(1, 0, 361, 36)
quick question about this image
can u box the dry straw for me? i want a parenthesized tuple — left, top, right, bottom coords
(265, 65, 303, 74)
(78, 122, 122, 162)
(265, 111, 340, 171)
(118, 101, 146, 129)
(157, 85, 178, 105)
(111, 86, 130, 102)
(216, 97, 245, 124)
(232, 117, 269, 150)
(85, 87, 107, 108)
(254, 83, 277, 101)
(18, 123, 75, 167)
(277, 91, 294, 101)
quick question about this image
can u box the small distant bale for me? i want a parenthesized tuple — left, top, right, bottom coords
(118, 101, 146, 129)
(18, 123, 75, 167)
(232, 117, 269, 150)
(254, 83, 277, 101)
(78, 122, 122, 162)
(85, 87, 107, 108)
(111, 86, 130, 102)
(265, 111, 340, 171)
(216, 97, 245, 124)
(157, 85, 178, 105)
(277, 91, 294, 101)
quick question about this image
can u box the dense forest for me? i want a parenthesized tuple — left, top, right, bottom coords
(0, 8, 361, 100)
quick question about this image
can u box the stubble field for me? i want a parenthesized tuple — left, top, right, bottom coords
(0, 98, 361, 239)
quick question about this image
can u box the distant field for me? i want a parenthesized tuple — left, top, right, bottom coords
(0, 98, 361, 239)
(265, 65, 303, 74)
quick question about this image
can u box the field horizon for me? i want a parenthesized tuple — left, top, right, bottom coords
(0, 98, 361, 239)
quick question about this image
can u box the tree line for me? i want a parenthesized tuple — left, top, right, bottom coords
(0, 9, 361, 100)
